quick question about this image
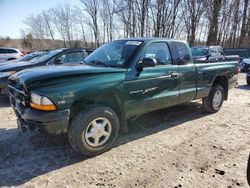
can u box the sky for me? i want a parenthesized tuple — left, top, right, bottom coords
(0, 0, 80, 38)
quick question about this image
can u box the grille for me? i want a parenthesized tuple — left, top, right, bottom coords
(8, 78, 28, 106)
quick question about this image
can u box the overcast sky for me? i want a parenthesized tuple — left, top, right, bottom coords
(0, 0, 81, 38)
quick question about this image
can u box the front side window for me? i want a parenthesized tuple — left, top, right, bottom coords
(55, 52, 84, 64)
(173, 42, 191, 64)
(144, 43, 172, 65)
(85, 40, 141, 68)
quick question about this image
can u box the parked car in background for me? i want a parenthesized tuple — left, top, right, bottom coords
(0, 51, 45, 65)
(191, 46, 240, 62)
(240, 57, 250, 72)
(8, 38, 238, 156)
(13, 51, 45, 63)
(0, 48, 94, 94)
(0, 47, 23, 62)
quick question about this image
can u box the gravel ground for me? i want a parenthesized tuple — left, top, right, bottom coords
(0, 73, 249, 188)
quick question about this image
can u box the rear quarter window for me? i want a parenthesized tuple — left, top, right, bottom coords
(172, 42, 191, 63)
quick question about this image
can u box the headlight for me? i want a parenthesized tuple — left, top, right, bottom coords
(30, 92, 56, 111)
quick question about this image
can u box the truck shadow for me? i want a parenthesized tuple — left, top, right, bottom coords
(0, 101, 208, 187)
(0, 94, 10, 107)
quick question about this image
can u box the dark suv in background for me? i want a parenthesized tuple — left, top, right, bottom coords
(0, 48, 94, 94)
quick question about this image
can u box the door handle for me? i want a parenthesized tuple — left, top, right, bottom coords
(170, 72, 179, 78)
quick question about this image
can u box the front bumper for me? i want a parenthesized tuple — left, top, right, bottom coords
(10, 96, 70, 134)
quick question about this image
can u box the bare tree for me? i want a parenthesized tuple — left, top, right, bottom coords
(182, 0, 204, 46)
(80, 0, 100, 47)
(206, 0, 223, 45)
(73, 6, 88, 47)
(23, 14, 47, 49)
(51, 3, 75, 47)
(41, 10, 56, 47)
(239, 0, 249, 46)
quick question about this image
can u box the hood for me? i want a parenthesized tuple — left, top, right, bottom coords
(242, 58, 250, 64)
(10, 65, 127, 86)
(0, 61, 36, 72)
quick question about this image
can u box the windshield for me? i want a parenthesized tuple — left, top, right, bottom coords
(17, 52, 42, 62)
(191, 47, 209, 56)
(84, 40, 142, 68)
(28, 49, 63, 63)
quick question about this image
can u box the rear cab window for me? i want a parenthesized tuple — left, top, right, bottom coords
(144, 43, 172, 65)
(172, 42, 191, 64)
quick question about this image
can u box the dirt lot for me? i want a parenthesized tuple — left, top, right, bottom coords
(0, 73, 249, 188)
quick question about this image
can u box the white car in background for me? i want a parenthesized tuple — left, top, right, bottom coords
(0, 47, 23, 63)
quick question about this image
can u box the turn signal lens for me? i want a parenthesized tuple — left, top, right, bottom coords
(30, 102, 56, 111)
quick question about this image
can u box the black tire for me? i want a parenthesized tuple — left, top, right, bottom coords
(202, 85, 224, 113)
(247, 81, 250, 85)
(68, 106, 120, 156)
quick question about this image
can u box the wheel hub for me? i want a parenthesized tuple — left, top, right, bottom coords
(212, 90, 222, 109)
(84, 117, 112, 147)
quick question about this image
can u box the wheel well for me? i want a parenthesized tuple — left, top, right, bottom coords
(212, 76, 228, 100)
(69, 93, 127, 131)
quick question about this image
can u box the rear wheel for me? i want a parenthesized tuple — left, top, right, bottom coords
(68, 106, 120, 156)
(202, 85, 224, 113)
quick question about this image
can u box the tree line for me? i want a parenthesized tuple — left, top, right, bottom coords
(18, 0, 250, 50)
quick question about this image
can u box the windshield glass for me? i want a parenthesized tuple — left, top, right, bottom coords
(84, 40, 142, 68)
(28, 49, 63, 63)
(191, 47, 209, 56)
(17, 52, 42, 62)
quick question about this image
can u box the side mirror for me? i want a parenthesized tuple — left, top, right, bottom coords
(54, 58, 63, 65)
(136, 58, 157, 71)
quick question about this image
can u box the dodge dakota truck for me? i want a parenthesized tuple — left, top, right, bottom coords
(8, 38, 238, 156)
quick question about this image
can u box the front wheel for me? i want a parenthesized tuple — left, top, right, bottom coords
(202, 85, 224, 113)
(68, 106, 120, 156)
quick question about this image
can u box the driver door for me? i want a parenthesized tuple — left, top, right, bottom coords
(123, 42, 180, 118)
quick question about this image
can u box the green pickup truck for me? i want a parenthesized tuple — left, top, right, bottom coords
(8, 38, 238, 156)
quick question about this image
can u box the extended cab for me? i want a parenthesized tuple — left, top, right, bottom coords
(8, 38, 238, 156)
